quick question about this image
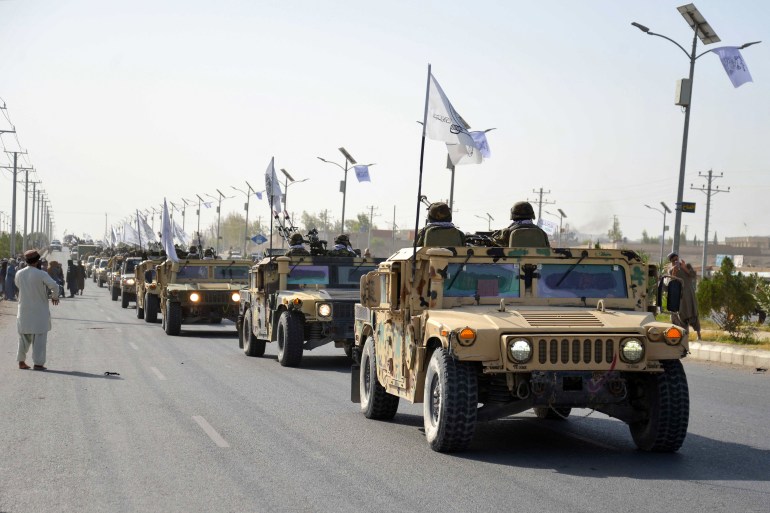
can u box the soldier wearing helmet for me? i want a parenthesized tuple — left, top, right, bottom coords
(416, 202, 465, 247)
(328, 234, 357, 257)
(286, 233, 311, 256)
(492, 201, 550, 247)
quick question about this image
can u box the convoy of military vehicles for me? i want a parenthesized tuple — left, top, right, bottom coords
(73, 216, 691, 455)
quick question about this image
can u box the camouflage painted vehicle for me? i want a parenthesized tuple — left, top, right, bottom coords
(85, 255, 97, 278)
(155, 258, 252, 336)
(238, 255, 381, 367)
(135, 258, 164, 322)
(119, 257, 144, 309)
(352, 246, 689, 453)
(95, 258, 109, 287)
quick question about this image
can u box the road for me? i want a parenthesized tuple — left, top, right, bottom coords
(1, 252, 768, 513)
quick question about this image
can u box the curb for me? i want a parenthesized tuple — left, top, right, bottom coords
(688, 341, 770, 369)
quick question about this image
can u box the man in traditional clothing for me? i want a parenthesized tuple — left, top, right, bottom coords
(14, 250, 60, 370)
(76, 260, 86, 295)
(65, 259, 78, 298)
(668, 251, 701, 340)
(4, 260, 17, 300)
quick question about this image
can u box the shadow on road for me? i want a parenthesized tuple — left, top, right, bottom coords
(32, 369, 124, 380)
(292, 355, 352, 374)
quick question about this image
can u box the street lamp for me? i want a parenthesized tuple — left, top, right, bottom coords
(645, 202, 672, 266)
(632, 5, 760, 255)
(206, 189, 233, 255)
(231, 181, 257, 255)
(317, 147, 372, 231)
(474, 213, 494, 231)
(279, 168, 309, 225)
(545, 209, 568, 247)
(181, 198, 194, 232)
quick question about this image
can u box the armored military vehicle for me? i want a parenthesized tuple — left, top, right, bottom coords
(352, 246, 689, 453)
(119, 257, 144, 308)
(95, 258, 109, 287)
(238, 254, 381, 367)
(155, 257, 252, 336)
(135, 258, 164, 321)
(106, 255, 125, 301)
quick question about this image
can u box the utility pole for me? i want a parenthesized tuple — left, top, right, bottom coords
(691, 170, 729, 278)
(366, 205, 379, 250)
(529, 187, 555, 221)
(2, 151, 30, 257)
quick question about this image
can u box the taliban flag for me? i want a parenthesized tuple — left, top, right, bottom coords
(162, 198, 179, 263)
(264, 157, 283, 214)
(710, 46, 754, 88)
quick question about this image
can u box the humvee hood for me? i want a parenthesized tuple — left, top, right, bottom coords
(426, 306, 654, 332)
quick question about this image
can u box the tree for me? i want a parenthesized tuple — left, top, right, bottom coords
(607, 216, 622, 243)
(696, 257, 757, 338)
(641, 229, 654, 244)
(713, 232, 718, 245)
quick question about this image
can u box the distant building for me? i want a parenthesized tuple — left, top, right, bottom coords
(724, 236, 770, 249)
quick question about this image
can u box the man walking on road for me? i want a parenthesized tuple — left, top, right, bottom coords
(14, 249, 60, 370)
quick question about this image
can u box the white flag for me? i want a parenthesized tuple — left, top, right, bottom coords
(255, 191, 263, 200)
(447, 142, 482, 166)
(162, 198, 179, 263)
(537, 218, 557, 236)
(264, 157, 282, 209)
(172, 220, 190, 246)
(139, 215, 158, 243)
(354, 165, 371, 182)
(711, 46, 753, 88)
(110, 227, 117, 248)
(425, 72, 475, 148)
(122, 222, 141, 247)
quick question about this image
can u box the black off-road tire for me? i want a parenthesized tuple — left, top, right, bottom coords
(98, 279, 103, 288)
(236, 315, 244, 348)
(629, 359, 690, 452)
(121, 291, 129, 308)
(243, 315, 266, 357)
(360, 336, 399, 420)
(136, 304, 145, 319)
(111, 286, 119, 301)
(423, 347, 478, 452)
(164, 302, 182, 336)
(534, 407, 572, 420)
(145, 293, 159, 323)
(276, 311, 304, 367)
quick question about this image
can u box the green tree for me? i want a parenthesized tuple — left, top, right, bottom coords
(607, 216, 622, 243)
(696, 257, 757, 338)
(641, 229, 652, 244)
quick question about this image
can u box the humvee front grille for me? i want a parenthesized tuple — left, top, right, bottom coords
(521, 311, 604, 327)
(331, 302, 355, 320)
(536, 337, 617, 366)
(201, 291, 233, 304)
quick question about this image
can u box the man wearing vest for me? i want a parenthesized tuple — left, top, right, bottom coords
(492, 201, 550, 247)
(416, 202, 465, 247)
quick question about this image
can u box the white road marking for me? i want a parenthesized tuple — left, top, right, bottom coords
(192, 416, 230, 448)
(150, 366, 166, 380)
(129, 342, 139, 350)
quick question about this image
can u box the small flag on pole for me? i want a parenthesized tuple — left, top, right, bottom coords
(203, 202, 213, 209)
(354, 165, 371, 182)
(710, 46, 754, 88)
(255, 191, 263, 200)
(265, 157, 283, 209)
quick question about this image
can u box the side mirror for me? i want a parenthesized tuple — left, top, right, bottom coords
(360, 272, 381, 308)
(657, 276, 682, 313)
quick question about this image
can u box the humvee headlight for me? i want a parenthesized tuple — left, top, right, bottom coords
(663, 326, 684, 345)
(231, 292, 240, 302)
(189, 292, 201, 302)
(620, 338, 644, 363)
(456, 327, 476, 346)
(508, 338, 532, 363)
(317, 303, 332, 318)
(646, 327, 663, 342)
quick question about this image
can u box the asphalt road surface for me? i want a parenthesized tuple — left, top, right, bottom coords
(1, 253, 768, 513)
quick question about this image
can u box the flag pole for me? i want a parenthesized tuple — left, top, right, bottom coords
(269, 156, 274, 258)
(412, 63, 432, 277)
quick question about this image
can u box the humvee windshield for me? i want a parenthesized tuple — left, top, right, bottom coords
(99, 261, 108, 268)
(176, 265, 210, 280)
(287, 265, 329, 286)
(443, 263, 521, 298)
(213, 265, 250, 280)
(337, 264, 377, 286)
(124, 260, 140, 273)
(538, 264, 627, 299)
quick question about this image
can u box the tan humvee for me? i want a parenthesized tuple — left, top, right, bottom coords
(135, 258, 165, 321)
(352, 246, 689, 453)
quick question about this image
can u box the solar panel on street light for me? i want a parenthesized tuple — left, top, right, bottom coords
(338, 147, 357, 164)
(677, 3, 720, 44)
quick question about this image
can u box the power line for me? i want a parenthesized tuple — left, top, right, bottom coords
(691, 170, 730, 276)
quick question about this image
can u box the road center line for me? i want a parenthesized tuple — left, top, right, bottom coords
(192, 416, 230, 447)
(129, 342, 139, 351)
(149, 366, 167, 380)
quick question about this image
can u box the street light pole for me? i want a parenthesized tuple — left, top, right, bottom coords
(645, 202, 671, 266)
(318, 147, 371, 232)
(231, 182, 256, 255)
(474, 213, 493, 231)
(632, 6, 760, 255)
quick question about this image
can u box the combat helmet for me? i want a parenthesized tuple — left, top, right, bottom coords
(289, 233, 304, 246)
(428, 202, 452, 222)
(511, 201, 535, 221)
(334, 234, 350, 245)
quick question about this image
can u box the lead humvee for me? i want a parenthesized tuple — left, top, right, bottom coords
(352, 246, 689, 453)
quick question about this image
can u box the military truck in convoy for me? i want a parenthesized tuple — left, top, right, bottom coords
(135, 258, 164, 321)
(352, 245, 689, 453)
(95, 258, 109, 287)
(238, 253, 381, 367)
(118, 257, 144, 308)
(155, 257, 252, 336)
(106, 255, 125, 301)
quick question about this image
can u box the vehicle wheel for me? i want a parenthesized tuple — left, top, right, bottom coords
(164, 302, 182, 336)
(276, 311, 303, 367)
(629, 359, 689, 452)
(360, 336, 399, 420)
(111, 287, 119, 301)
(243, 315, 266, 357)
(236, 315, 244, 348)
(136, 304, 145, 319)
(343, 343, 353, 359)
(98, 279, 103, 288)
(534, 407, 572, 420)
(145, 294, 159, 323)
(423, 347, 478, 452)
(121, 291, 129, 308)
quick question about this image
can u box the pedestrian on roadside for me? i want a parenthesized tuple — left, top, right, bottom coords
(0, 259, 7, 297)
(667, 251, 701, 340)
(65, 260, 78, 298)
(76, 260, 86, 295)
(14, 249, 60, 370)
(4, 260, 17, 300)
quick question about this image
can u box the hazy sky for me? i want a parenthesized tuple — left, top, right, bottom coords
(1, 0, 768, 245)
